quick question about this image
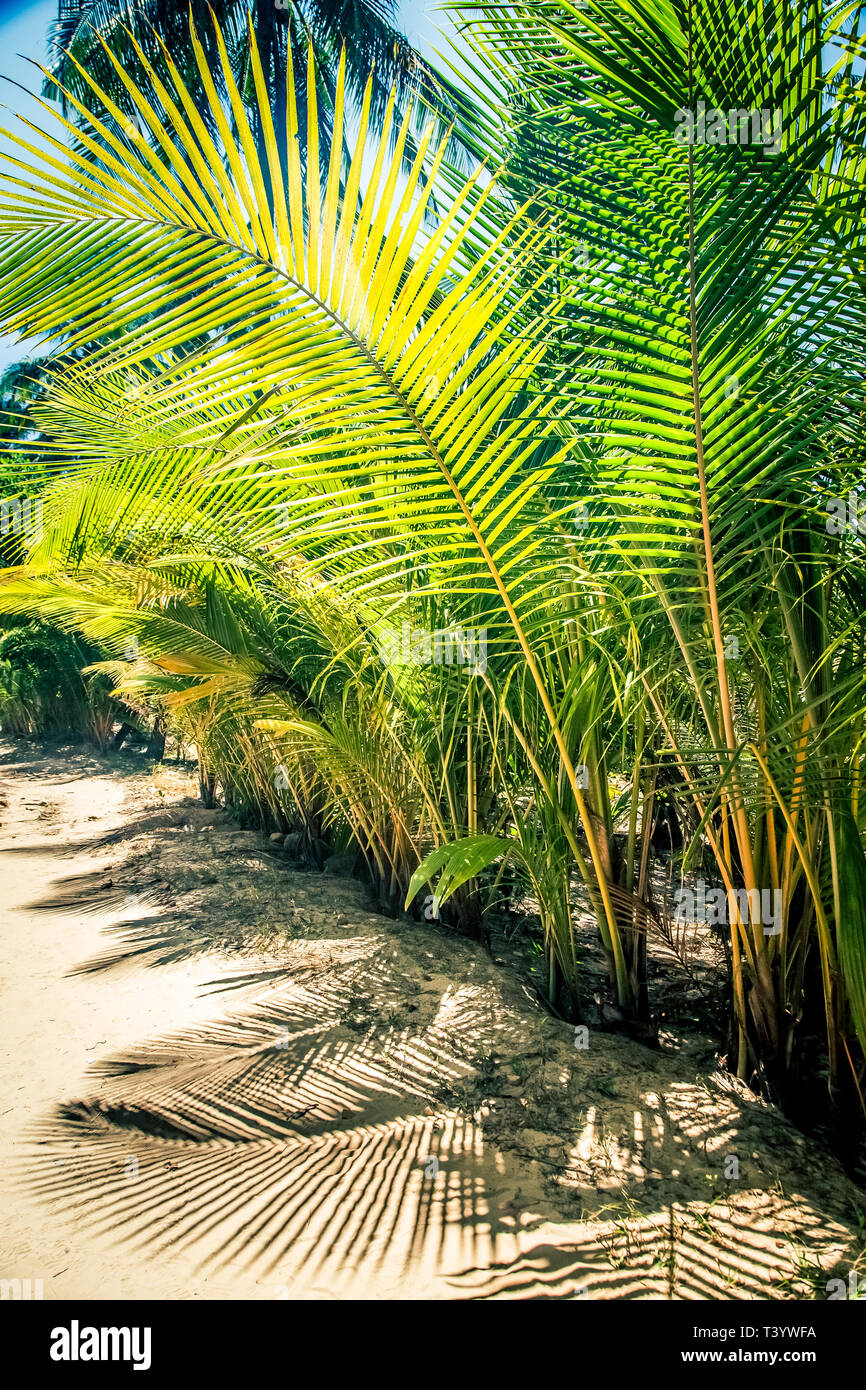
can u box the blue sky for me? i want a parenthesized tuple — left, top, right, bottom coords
(0, 0, 454, 372)
(0, 0, 54, 370)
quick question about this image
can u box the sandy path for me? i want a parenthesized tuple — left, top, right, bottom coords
(1, 746, 862, 1302)
(0, 750, 270, 1299)
(0, 749, 536, 1301)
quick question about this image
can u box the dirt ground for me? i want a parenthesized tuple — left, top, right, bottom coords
(1, 742, 864, 1300)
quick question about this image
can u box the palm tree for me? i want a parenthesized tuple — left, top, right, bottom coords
(0, 11, 610, 983)
(44, 0, 479, 183)
(0, 1, 863, 1118)
(452, 0, 866, 1098)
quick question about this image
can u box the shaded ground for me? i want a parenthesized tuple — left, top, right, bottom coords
(1, 742, 864, 1300)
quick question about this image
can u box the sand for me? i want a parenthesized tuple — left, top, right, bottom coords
(0, 743, 862, 1300)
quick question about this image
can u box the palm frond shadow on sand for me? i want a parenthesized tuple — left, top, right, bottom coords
(442, 1193, 837, 1300)
(23, 980, 541, 1296)
(28, 869, 170, 919)
(25, 826, 370, 975)
(23, 972, 859, 1299)
(16, 815, 862, 1298)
